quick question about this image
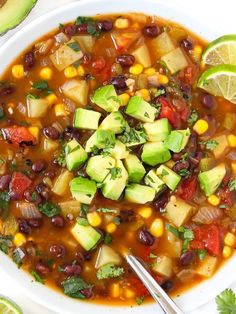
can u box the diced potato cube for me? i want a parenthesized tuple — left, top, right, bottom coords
(52, 170, 73, 196)
(161, 47, 188, 74)
(62, 79, 88, 106)
(212, 135, 229, 159)
(58, 200, 81, 218)
(43, 138, 59, 152)
(196, 255, 218, 277)
(73, 35, 95, 53)
(152, 255, 173, 277)
(132, 44, 151, 68)
(95, 245, 122, 269)
(165, 196, 196, 227)
(27, 98, 49, 118)
(150, 32, 175, 57)
(166, 230, 182, 258)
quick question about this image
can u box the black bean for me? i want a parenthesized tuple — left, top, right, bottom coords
(172, 152, 185, 162)
(72, 129, 81, 142)
(119, 209, 135, 223)
(77, 24, 87, 33)
(36, 183, 50, 200)
(63, 126, 74, 140)
(180, 38, 193, 51)
(23, 51, 35, 71)
(80, 288, 93, 299)
(35, 262, 50, 276)
(0, 85, 15, 97)
(153, 194, 168, 212)
(109, 75, 127, 93)
(63, 24, 77, 36)
(49, 244, 66, 258)
(179, 251, 195, 266)
(116, 54, 135, 67)
(62, 264, 82, 276)
(83, 251, 92, 261)
(28, 219, 42, 228)
(43, 126, 60, 140)
(202, 94, 216, 110)
(173, 160, 190, 173)
(0, 175, 11, 191)
(138, 230, 155, 246)
(143, 24, 160, 37)
(75, 251, 85, 262)
(161, 280, 173, 292)
(18, 219, 31, 235)
(51, 215, 65, 228)
(32, 160, 45, 173)
(97, 20, 113, 32)
(187, 133, 198, 155)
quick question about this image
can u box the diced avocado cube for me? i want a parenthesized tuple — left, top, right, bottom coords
(156, 165, 181, 191)
(71, 223, 101, 251)
(85, 130, 116, 153)
(211, 135, 229, 159)
(198, 163, 226, 197)
(150, 32, 175, 58)
(144, 169, 165, 193)
(141, 142, 171, 166)
(164, 128, 190, 153)
(124, 154, 146, 183)
(199, 158, 215, 172)
(165, 196, 196, 227)
(93, 85, 120, 112)
(143, 118, 171, 142)
(131, 44, 151, 68)
(105, 140, 129, 159)
(101, 160, 128, 200)
(70, 176, 97, 204)
(99, 111, 126, 134)
(86, 155, 116, 182)
(119, 127, 147, 147)
(195, 255, 218, 277)
(161, 47, 188, 74)
(65, 139, 88, 171)
(73, 108, 101, 130)
(125, 184, 155, 204)
(126, 96, 157, 123)
(152, 256, 173, 278)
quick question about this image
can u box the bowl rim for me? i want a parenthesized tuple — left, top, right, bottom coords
(0, 0, 234, 313)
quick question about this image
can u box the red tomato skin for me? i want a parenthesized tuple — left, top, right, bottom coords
(2, 126, 36, 147)
(9, 172, 32, 200)
(176, 175, 198, 201)
(158, 98, 181, 129)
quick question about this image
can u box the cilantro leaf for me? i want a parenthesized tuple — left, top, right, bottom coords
(55, 143, 66, 167)
(0, 235, 13, 254)
(13, 248, 25, 268)
(33, 80, 53, 95)
(216, 288, 236, 314)
(107, 167, 122, 180)
(76, 217, 89, 226)
(97, 263, 125, 280)
(0, 191, 10, 219)
(104, 234, 112, 245)
(178, 226, 194, 253)
(61, 276, 91, 298)
(195, 249, 206, 261)
(187, 109, 198, 126)
(80, 204, 89, 217)
(31, 270, 45, 284)
(229, 179, 236, 192)
(67, 41, 81, 52)
(199, 140, 219, 151)
(38, 201, 60, 218)
(136, 295, 145, 305)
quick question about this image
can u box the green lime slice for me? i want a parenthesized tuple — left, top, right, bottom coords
(202, 34, 236, 65)
(0, 296, 23, 314)
(197, 64, 236, 104)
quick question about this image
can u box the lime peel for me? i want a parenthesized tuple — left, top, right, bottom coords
(0, 296, 23, 314)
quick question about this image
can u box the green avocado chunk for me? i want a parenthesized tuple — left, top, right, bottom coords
(125, 184, 155, 204)
(124, 154, 146, 183)
(73, 108, 101, 130)
(65, 139, 88, 171)
(99, 111, 126, 134)
(86, 155, 116, 182)
(71, 222, 101, 251)
(164, 128, 190, 153)
(85, 129, 116, 153)
(92, 85, 120, 112)
(125, 96, 157, 122)
(70, 176, 97, 204)
(198, 163, 226, 196)
(105, 140, 129, 159)
(119, 127, 147, 147)
(143, 118, 171, 142)
(0, 0, 37, 35)
(141, 142, 171, 166)
(144, 169, 165, 193)
(156, 165, 181, 191)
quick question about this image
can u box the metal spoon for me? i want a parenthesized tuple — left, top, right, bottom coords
(126, 254, 184, 314)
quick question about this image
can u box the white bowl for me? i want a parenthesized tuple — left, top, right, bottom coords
(0, 0, 235, 313)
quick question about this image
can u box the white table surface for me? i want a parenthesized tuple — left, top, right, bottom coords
(0, 0, 235, 313)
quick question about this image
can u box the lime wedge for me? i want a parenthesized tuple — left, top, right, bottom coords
(197, 64, 236, 104)
(202, 34, 236, 65)
(0, 296, 23, 314)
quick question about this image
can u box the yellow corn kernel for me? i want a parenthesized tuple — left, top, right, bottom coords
(28, 126, 40, 141)
(124, 288, 135, 299)
(200, 61, 206, 71)
(0, 220, 2, 233)
(46, 93, 58, 106)
(114, 18, 129, 29)
(129, 64, 144, 75)
(77, 65, 85, 76)
(207, 195, 220, 206)
(64, 66, 78, 78)
(119, 93, 130, 106)
(12, 65, 24, 79)
(87, 212, 102, 227)
(223, 245, 232, 258)
(135, 89, 151, 102)
(138, 207, 153, 219)
(14, 233, 26, 247)
(106, 222, 117, 233)
(40, 67, 53, 80)
(54, 104, 70, 117)
(165, 159, 175, 169)
(158, 74, 169, 85)
(227, 134, 236, 148)
(110, 283, 120, 298)
(193, 45, 203, 60)
(224, 232, 236, 247)
(149, 218, 164, 238)
(231, 162, 236, 174)
(144, 67, 156, 75)
(193, 119, 209, 135)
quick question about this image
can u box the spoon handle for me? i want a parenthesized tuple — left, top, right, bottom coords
(126, 255, 184, 314)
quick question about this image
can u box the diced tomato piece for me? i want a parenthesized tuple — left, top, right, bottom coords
(2, 126, 36, 147)
(9, 172, 32, 200)
(176, 175, 198, 201)
(100, 65, 111, 82)
(220, 186, 236, 208)
(178, 63, 198, 85)
(129, 277, 149, 297)
(139, 246, 152, 262)
(158, 98, 181, 129)
(191, 224, 222, 256)
(92, 56, 106, 70)
(180, 106, 191, 122)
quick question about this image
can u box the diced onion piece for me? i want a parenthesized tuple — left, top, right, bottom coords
(192, 206, 222, 224)
(17, 202, 42, 219)
(27, 98, 49, 118)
